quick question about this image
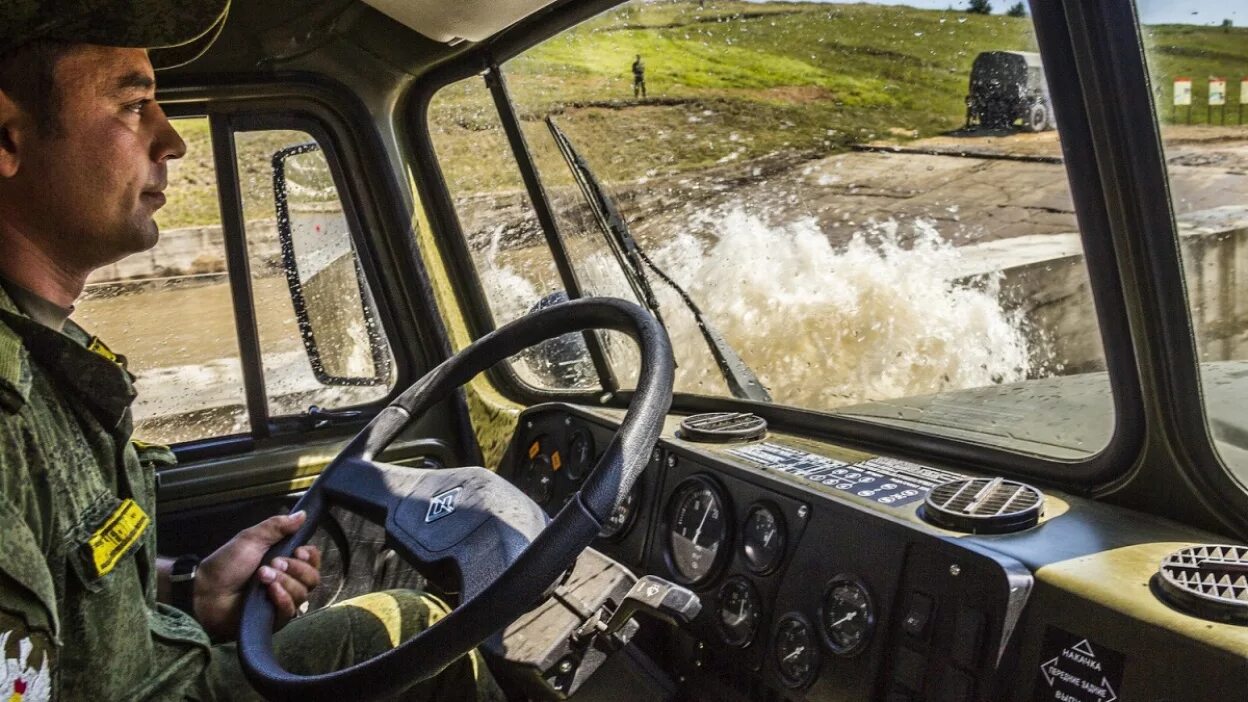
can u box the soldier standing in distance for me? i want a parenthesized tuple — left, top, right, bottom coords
(632, 53, 647, 99)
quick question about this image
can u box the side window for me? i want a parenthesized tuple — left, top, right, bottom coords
(77, 117, 250, 444)
(234, 129, 396, 416)
(1140, 9, 1248, 485)
(74, 118, 395, 446)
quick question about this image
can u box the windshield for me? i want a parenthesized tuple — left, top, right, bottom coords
(432, 0, 1115, 461)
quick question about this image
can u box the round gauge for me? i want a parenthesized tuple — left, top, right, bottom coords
(820, 576, 875, 656)
(774, 613, 819, 688)
(741, 504, 786, 574)
(519, 435, 554, 505)
(717, 576, 762, 647)
(599, 485, 639, 540)
(566, 429, 595, 481)
(666, 477, 729, 585)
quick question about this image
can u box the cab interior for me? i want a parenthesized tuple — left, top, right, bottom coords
(93, 0, 1248, 699)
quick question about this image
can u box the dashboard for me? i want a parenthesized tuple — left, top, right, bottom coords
(498, 404, 1248, 702)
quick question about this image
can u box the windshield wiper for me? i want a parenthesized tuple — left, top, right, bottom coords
(546, 116, 771, 403)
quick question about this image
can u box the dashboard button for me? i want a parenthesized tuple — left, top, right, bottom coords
(901, 593, 935, 638)
(892, 647, 927, 692)
(940, 666, 975, 702)
(952, 607, 986, 668)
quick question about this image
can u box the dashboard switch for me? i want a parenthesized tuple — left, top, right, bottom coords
(901, 593, 935, 638)
(940, 666, 975, 702)
(952, 607, 986, 668)
(892, 647, 927, 692)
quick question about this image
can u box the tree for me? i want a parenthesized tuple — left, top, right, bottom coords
(1221, 18, 1233, 31)
(967, 0, 992, 15)
(1007, 2, 1026, 17)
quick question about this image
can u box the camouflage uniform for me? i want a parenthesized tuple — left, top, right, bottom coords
(0, 286, 504, 701)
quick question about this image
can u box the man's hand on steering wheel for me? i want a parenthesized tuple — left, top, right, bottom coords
(237, 298, 674, 702)
(195, 511, 323, 641)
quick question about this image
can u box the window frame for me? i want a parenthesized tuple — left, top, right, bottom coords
(404, 0, 1148, 494)
(148, 80, 455, 462)
(1068, 0, 1248, 536)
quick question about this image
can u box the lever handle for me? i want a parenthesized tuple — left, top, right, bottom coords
(601, 575, 702, 637)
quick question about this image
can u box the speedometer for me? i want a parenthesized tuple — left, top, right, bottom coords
(666, 476, 729, 585)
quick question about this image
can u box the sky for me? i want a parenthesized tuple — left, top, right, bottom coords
(748, 0, 1246, 26)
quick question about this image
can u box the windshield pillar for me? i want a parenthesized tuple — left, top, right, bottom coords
(484, 62, 620, 393)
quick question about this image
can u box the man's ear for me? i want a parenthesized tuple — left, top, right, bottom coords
(0, 90, 26, 179)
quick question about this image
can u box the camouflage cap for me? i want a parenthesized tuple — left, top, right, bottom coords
(0, 0, 230, 69)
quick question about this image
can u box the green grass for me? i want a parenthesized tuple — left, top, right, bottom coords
(159, 119, 318, 230)
(1142, 24, 1248, 123)
(163, 1, 1248, 227)
(433, 1, 1045, 192)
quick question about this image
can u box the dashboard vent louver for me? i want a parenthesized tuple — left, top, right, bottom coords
(678, 412, 767, 443)
(920, 477, 1043, 534)
(1155, 545, 1248, 624)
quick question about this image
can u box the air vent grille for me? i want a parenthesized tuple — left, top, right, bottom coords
(1155, 545, 1248, 624)
(920, 477, 1043, 534)
(678, 412, 767, 443)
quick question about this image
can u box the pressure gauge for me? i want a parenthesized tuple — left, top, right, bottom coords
(774, 613, 819, 688)
(718, 576, 763, 647)
(820, 576, 875, 656)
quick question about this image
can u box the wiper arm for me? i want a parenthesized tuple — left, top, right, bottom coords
(546, 116, 771, 403)
(545, 117, 666, 329)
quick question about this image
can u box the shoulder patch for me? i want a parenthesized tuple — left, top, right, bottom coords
(0, 631, 51, 701)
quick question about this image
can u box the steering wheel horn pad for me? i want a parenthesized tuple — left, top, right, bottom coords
(238, 299, 674, 701)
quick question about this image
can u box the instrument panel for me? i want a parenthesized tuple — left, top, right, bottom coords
(498, 404, 1248, 702)
(499, 405, 1022, 701)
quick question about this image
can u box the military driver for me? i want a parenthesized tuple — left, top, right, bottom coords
(0, 1, 501, 700)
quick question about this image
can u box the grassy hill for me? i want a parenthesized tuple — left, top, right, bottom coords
(163, 2, 1248, 228)
(433, 1, 1042, 191)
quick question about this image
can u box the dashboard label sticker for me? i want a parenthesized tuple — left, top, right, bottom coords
(1034, 627, 1124, 702)
(727, 443, 964, 507)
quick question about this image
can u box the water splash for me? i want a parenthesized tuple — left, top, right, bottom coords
(479, 207, 1034, 411)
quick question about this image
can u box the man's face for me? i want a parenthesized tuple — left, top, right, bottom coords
(6, 46, 185, 267)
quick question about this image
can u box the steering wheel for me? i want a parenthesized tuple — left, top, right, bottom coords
(238, 298, 674, 701)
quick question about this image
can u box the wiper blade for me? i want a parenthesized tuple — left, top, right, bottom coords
(545, 117, 666, 329)
(545, 116, 771, 403)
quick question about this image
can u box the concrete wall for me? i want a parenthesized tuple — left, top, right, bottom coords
(956, 205, 1248, 376)
(87, 220, 280, 283)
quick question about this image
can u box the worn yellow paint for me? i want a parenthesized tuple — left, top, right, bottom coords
(88, 499, 149, 577)
(1037, 541, 1248, 656)
(296, 454, 335, 472)
(405, 169, 522, 470)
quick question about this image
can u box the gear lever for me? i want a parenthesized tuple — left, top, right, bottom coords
(575, 575, 702, 644)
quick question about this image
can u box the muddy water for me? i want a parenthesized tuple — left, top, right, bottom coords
(75, 276, 304, 441)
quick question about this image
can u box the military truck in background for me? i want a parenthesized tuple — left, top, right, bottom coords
(965, 50, 1054, 131)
